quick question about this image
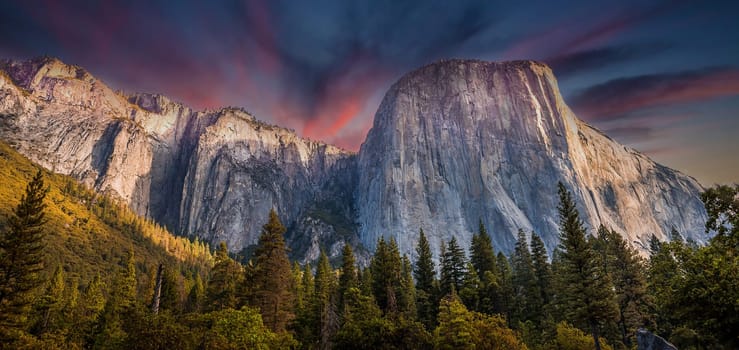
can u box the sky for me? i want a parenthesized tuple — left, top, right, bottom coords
(0, 0, 738, 185)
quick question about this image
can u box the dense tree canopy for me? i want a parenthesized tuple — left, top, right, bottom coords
(1, 165, 736, 349)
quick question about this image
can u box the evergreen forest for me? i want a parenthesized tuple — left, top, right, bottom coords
(0, 141, 737, 349)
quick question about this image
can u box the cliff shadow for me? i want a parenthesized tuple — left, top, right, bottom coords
(91, 121, 121, 187)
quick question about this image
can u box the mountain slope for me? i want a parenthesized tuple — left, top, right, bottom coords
(0, 140, 212, 290)
(0, 57, 360, 262)
(357, 59, 707, 256)
(0, 57, 708, 261)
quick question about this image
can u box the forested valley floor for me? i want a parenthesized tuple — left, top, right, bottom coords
(0, 141, 737, 350)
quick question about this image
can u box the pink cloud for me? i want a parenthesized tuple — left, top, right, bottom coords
(573, 68, 739, 120)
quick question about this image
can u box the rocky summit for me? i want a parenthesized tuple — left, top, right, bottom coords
(0, 57, 359, 263)
(0, 57, 708, 261)
(358, 59, 706, 256)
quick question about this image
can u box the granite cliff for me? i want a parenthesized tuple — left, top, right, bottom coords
(0, 57, 708, 261)
(0, 57, 359, 262)
(357, 59, 707, 256)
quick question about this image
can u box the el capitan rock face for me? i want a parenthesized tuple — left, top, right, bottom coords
(0, 57, 708, 261)
(357, 59, 707, 256)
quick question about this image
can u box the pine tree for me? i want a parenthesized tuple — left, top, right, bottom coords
(414, 228, 438, 329)
(117, 251, 138, 311)
(185, 273, 204, 313)
(649, 237, 687, 338)
(470, 220, 497, 277)
(80, 274, 106, 320)
(159, 266, 181, 313)
(370, 237, 403, 314)
(460, 262, 481, 311)
(529, 231, 554, 343)
(314, 250, 338, 350)
(400, 255, 417, 319)
(337, 244, 357, 314)
(359, 266, 373, 297)
(94, 250, 139, 349)
(61, 277, 78, 328)
(293, 263, 317, 346)
(440, 237, 466, 297)
(205, 242, 241, 311)
(249, 209, 294, 332)
(594, 226, 653, 348)
(555, 182, 617, 350)
(302, 263, 315, 307)
(34, 264, 65, 335)
(469, 221, 501, 315)
(511, 229, 539, 327)
(292, 262, 305, 312)
(0, 170, 48, 336)
(529, 232, 551, 307)
(496, 252, 514, 321)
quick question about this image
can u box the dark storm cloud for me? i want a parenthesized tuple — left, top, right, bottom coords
(570, 67, 739, 121)
(546, 43, 671, 77)
(1, 0, 739, 183)
(267, 0, 503, 113)
(501, 1, 676, 61)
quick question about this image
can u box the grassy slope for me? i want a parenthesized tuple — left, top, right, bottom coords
(0, 140, 212, 294)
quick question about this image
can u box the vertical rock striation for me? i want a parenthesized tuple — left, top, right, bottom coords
(356, 59, 706, 256)
(0, 57, 708, 261)
(0, 57, 359, 261)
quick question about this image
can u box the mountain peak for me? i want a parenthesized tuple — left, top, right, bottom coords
(0, 56, 93, 90)
(0, 55, 708, 263)
(358, 58, 706, 256)
(398, 58, 553, 84)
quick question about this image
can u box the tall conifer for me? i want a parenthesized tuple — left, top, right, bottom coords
(555, 182, 617, 350)
(511, 229, 541, 326)
(314, 251, 338, 350)
(439, 237, 466, 297)
(250, 209, 294, 332)
(337, 244, 357, 315)
(470, 220, 497, 277)
(0, 170, 48, 335)
(414, 229, 437, 329)
(595, 226, 653, 347)
(205, 242, 241, 311)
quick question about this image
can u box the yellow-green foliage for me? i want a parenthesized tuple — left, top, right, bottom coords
(435, 295, 528, 349)
(543, 322, 613, 350)
(0, 141, 213, 293)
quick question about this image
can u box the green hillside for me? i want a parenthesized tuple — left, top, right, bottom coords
(0, 140, 213, 300)
(0, 139, 736, 350)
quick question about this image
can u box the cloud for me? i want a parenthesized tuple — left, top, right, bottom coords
(546, 43, 671, 77)
(570, 67, 739, 121)
(501, 2, 673, 61)
(3, 0, 736, 160)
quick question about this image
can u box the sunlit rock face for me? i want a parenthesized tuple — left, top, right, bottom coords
(0, 57, 708, 262)
(357, 59, 707, 257)
(0, 57, 360, 262)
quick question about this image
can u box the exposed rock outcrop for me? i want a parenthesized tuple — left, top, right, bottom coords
(0, 57, 708, 262)
(0, 57, 359, 262)
(637, 328, 678, 350)
(357, 59, 707, 256)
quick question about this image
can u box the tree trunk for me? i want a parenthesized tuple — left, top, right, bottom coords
(590, 319, 602, 350)
(619, 307, 629, 347)
(150, 264, 164, 314)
